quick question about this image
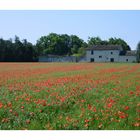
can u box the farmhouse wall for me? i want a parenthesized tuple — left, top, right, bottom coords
(119, 56, 136, 62)
(86, 50, 120, 62)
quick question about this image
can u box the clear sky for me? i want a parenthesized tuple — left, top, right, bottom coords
(0, 10, 140, 50)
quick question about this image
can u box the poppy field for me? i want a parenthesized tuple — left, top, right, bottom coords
(0, 63, 140, 130)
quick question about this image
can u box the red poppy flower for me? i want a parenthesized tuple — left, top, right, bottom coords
(107, 103, 113, 108)
(61, 97, 65, 102)
(21, 106, 24, 109)
(134, 122, 140, 127)
(130, 91, 134, 95)
(124, 106, 129, 110)
(88, 104, 92, 110)
(84, 123, 89, 127)
(0, 102, 3, 109)
(119, 115, 126, 119)
(93, 107, 96, 112)
(85, 119, 90, 123)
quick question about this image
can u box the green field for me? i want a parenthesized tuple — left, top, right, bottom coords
(0, 63, 139, 130)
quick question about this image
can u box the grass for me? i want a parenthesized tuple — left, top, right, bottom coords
(0, 62, 139, 130)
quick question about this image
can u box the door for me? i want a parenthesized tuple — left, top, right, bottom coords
(90, 58, 94, 62)
(110, 58, 114, 62)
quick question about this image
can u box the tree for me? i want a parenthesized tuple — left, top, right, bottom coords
(36, 36, 49, 55)
(108, 37, 130, 51)
(136, 42, 140, 62)
(0, 38, 6, 61)
(59, 34, 71, 55)
(36, 33, 87, 56)
(0, 36, 38, 62)
(87, 37, 102, 46)
(69, 35, 85, 54)
(36, 33, 69, 55)
(77, 47, 86, 56)
(4, 39, 14, 62)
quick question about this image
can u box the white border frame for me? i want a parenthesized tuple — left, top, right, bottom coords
(0, 130, 140, 140)
(0, 0, 140, 10)
(0, 0, 140, 140)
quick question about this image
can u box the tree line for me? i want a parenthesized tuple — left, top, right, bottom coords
(0, 33, 139, 62)
(0, 36, 38, 62)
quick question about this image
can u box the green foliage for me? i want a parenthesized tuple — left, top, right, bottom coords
(36, 33, 87, 56)
(108, 37, 131, 51)
(88, 36, 102, 46)
(0, 36, 38, 62)
(77, 47, 86, 56)
(136, 42, 140, 62)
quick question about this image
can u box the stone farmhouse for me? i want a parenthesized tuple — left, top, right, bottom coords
(86, 45, 137, 63)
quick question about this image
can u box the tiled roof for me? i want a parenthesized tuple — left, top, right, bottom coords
(125, 51, 136, 56)
(86, 45, 122, 50)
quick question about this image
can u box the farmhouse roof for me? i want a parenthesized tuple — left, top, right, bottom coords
(125, 51, 136, 56)
(86, 45, 122, 51)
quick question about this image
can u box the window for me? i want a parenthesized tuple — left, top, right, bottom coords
(91, 50, 94, 55)
(111, 52, 113, 54)
(126, 59, 128, 62)
(99, 56, 102, 58)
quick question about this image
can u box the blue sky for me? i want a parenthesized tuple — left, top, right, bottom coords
(0, 10, 140, 50)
